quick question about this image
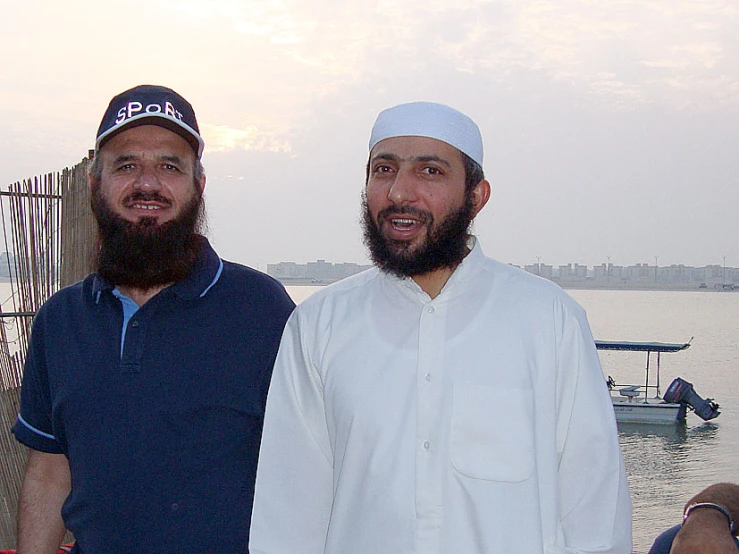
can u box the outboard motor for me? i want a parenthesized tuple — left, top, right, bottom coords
(664, 377, 721, 421)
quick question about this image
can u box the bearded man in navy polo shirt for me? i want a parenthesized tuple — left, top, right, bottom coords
(12, 85, 294, 553)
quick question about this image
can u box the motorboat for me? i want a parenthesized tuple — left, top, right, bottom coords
(596, 340, 720, 424)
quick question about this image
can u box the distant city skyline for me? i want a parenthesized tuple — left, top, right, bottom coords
(267, 257, 738, 287)
(268, 257, 737, 270)
(263, 255, 737, 273)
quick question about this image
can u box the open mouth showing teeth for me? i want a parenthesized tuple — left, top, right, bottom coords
(132, 204, 162, 210)
(391, 218, 418, 230)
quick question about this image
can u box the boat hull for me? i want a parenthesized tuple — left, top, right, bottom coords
(611, 396, 682, 424)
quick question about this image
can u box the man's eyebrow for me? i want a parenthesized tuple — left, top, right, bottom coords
(413, 155, 451, 168)
(369, 153, 451, 167)
(112, 154, 137, 165)
(370, 153, 400, 163)
(109, 154, 189, 171)
(160, 155, 185, 166)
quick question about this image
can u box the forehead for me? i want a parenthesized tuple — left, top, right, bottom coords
(100, 125, 194, 161)
(369, 136, 463, 165)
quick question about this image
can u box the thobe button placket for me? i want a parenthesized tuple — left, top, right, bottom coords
(416, 299, 444, 549)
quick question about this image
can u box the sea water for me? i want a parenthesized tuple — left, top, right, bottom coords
(571, 290, 739, 553)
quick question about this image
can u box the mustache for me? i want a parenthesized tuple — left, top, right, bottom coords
(123, 191, 172, 206)
(376, 205, 433, 226)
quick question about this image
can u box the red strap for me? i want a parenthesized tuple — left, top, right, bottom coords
(0, 545, 73, 554)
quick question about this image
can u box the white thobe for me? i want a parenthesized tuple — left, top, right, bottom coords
(250, 239, 632, 554)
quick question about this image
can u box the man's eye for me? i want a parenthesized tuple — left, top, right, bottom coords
(373, 165, 392, 173)
(423, 166, 442, 175)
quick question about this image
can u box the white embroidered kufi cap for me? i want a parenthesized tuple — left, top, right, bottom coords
(368, 101, 483, 166)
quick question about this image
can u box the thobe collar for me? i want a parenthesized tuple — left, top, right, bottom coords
(390, 235, 484, 303)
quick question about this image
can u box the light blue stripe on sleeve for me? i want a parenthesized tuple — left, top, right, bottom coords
(17, 414, 56, 440)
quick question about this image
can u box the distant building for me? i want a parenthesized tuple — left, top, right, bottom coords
(523, 263, 552, 279)
(521, 260, 737, 290)
(554, 263, 588, 281)
(268, 259, 372, 284)
(622, 263, 655, 283)
(267, 261, 303, 280)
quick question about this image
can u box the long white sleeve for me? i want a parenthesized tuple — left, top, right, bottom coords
(250, 310, 334, 554)
(553, 299, 632, 553)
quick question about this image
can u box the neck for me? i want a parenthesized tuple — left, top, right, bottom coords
(411, 266, 457, 299)
(116, 284, 170, 307)
(410, 242, 473, 299)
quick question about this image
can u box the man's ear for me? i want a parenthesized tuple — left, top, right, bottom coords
(470, 179, 491, 217)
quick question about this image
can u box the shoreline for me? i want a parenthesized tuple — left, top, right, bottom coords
(278, 278, 737, 292)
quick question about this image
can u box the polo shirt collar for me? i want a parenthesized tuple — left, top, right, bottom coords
(90, 236, 223, 301)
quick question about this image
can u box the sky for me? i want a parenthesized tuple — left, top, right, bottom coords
(1, 0, 738, 270)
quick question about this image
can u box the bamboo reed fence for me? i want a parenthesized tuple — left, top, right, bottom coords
(0, 157, 95, 548)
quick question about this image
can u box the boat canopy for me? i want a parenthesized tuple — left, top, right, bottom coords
(595, 340, 691, 353)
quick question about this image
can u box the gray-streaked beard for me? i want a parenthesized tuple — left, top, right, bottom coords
(361, 190, 475, 279)
(91, 186, 207, 289)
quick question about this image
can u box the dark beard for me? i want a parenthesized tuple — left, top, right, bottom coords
(91, 186, 206, 290)
(361, 190, 475, 278)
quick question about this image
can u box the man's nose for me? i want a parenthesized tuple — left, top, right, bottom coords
(387, 169, 419, 205)
(133, 166, 162, 191)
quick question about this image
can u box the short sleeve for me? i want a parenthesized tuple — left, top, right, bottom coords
(11, 310, 64, 454)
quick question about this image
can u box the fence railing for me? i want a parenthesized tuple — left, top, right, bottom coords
(0, 156, 94, 548)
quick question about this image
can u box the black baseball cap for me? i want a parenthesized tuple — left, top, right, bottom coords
(95, 85, 204, 158)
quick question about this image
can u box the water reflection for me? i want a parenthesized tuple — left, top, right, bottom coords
(618, 421, 689, 443)
(618, 421, 720, 552)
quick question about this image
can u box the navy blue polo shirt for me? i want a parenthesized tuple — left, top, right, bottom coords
(12, 238, 294, 553)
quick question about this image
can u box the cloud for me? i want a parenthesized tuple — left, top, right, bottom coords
(115, 0, 739, 154)
(203, 124, 292, 153)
